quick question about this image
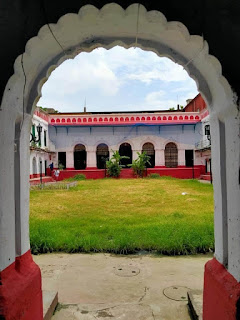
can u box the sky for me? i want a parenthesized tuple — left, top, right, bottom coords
(37, 46, 198, 113)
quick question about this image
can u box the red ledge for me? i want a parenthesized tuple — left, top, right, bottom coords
(0, 250, 43, 320)
(203, 258, 240, 320)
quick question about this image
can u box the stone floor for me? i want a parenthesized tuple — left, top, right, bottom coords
(33, 253, 212, 320)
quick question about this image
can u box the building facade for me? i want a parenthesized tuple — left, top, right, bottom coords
(30, 95, 211, 181)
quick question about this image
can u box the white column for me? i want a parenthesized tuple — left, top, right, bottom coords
(178, 149, 185, 166)
(210, 114, 228, 268)
(132, 149, 139, 161)
(109, 149, 115, 159)
(17, 114, 31, 256)
(86, 146, 97, 169)
(155, 149, 164, 166)
(0, 109, 16, 270)
(66, 151, 74, 169)
(224, 111, 240, 281)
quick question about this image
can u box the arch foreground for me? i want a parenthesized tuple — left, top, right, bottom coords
(0, 3, 240, 320)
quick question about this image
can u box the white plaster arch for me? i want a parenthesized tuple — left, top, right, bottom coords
(140, 139, 156, 150)
(163, 139, 179, 149)
(73, 142, 87, 152)
(0, 3, 236, 121)
(1, 2, 240, 284)
(117, 140, 134, 151)
(95, 141, 110, 151)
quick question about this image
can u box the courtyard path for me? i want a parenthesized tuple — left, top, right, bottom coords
(33, 253, 211, 320)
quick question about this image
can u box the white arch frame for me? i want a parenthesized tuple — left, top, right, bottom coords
(117, 141, 134, 152)
(74, 143, 86, 152)
(0, 3, 239, 283)
(95, 140, 110, 151)
(141, 140, 156, 150)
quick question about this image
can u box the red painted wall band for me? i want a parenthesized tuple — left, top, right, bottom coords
(203, 258, 240, 320)
(0, 250, 43, 320)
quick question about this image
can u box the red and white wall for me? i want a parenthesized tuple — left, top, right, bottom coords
(1, 4, 240, 320)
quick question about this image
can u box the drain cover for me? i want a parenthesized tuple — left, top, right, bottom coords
(163, 286, 189, 301)
(114, 264, 140, 277)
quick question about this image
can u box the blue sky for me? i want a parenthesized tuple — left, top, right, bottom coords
(37, 46, 198, 112)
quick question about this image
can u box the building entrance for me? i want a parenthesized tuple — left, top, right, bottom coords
(74, 144, 86, 169)
(119, 143, 132, 168)
(96, 144, 109, 169)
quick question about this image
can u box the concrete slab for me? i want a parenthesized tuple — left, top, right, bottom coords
(188, 289, 203, 320)
(43, 290, 58, 320)
(33, 253, 211, 320)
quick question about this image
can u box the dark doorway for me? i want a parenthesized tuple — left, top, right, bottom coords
(185, 150, 194, 167)
(96, 144, 109, 169)
(74, 144, 86, 169)
(165, 143, 178, 168)
(44, 160, 47, 175)
(58, 152, 66, 169)
(142, 143, 155, 168)
(119, 143, 132, 168)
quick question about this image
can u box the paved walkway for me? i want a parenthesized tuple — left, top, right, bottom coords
(33, 253, 212, 320)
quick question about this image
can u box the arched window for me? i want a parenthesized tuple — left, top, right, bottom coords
(142, 143, 155, 168)
(74, 144, 86, 170)
(96, 144, 109, 169)
(119, 143, 132, 168)
(165, 143, 178, 168)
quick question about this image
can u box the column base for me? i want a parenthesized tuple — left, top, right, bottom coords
(203, 258, 240, 320)
(0, 250, 43, 320)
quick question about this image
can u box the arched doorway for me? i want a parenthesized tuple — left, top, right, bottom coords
(142, 143, 155, 168)
(96, 144, 109, 169)
(74, 144, 86, 169)
(0, 3, 238, 320)
(165, 143, 178, 168)
(119, 143, 132, 168)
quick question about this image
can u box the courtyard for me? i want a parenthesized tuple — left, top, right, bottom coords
(30, 177, 214, 255)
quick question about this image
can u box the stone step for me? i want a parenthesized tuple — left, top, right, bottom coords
(30, 177, 55, 185)
(43, 290, 58, 320)
(187, 289, 203, 320)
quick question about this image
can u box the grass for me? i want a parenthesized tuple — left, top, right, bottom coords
(30, 177, 214, 255)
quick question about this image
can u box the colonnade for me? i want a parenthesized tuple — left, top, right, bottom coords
(63, 143, 187, 169)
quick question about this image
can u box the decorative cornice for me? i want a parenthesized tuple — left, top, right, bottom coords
(49, 112, 201, 126)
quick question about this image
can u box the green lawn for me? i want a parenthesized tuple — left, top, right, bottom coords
(30, 177, 214, 255)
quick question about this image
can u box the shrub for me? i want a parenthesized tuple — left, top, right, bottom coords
(148, 173, 160, 179)
(65, 174, 86, 181)
(106, 150, 129, 177)
(58, 161, 65, 170)
(129, 151, 150, 178)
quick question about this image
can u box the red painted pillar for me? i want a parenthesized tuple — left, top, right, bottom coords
(0, 250, 43, 320)
(203, 258, 240, 320)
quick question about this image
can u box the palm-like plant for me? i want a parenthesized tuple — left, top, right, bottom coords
(129, 151, 151, 178)
(106, 150, 129, 177)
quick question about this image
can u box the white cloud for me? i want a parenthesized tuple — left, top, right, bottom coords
(40, 56, 120, 99)
(38, 46, 199, 112)
(127, 58, 190, 84)
(145, 91, 166, 106)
